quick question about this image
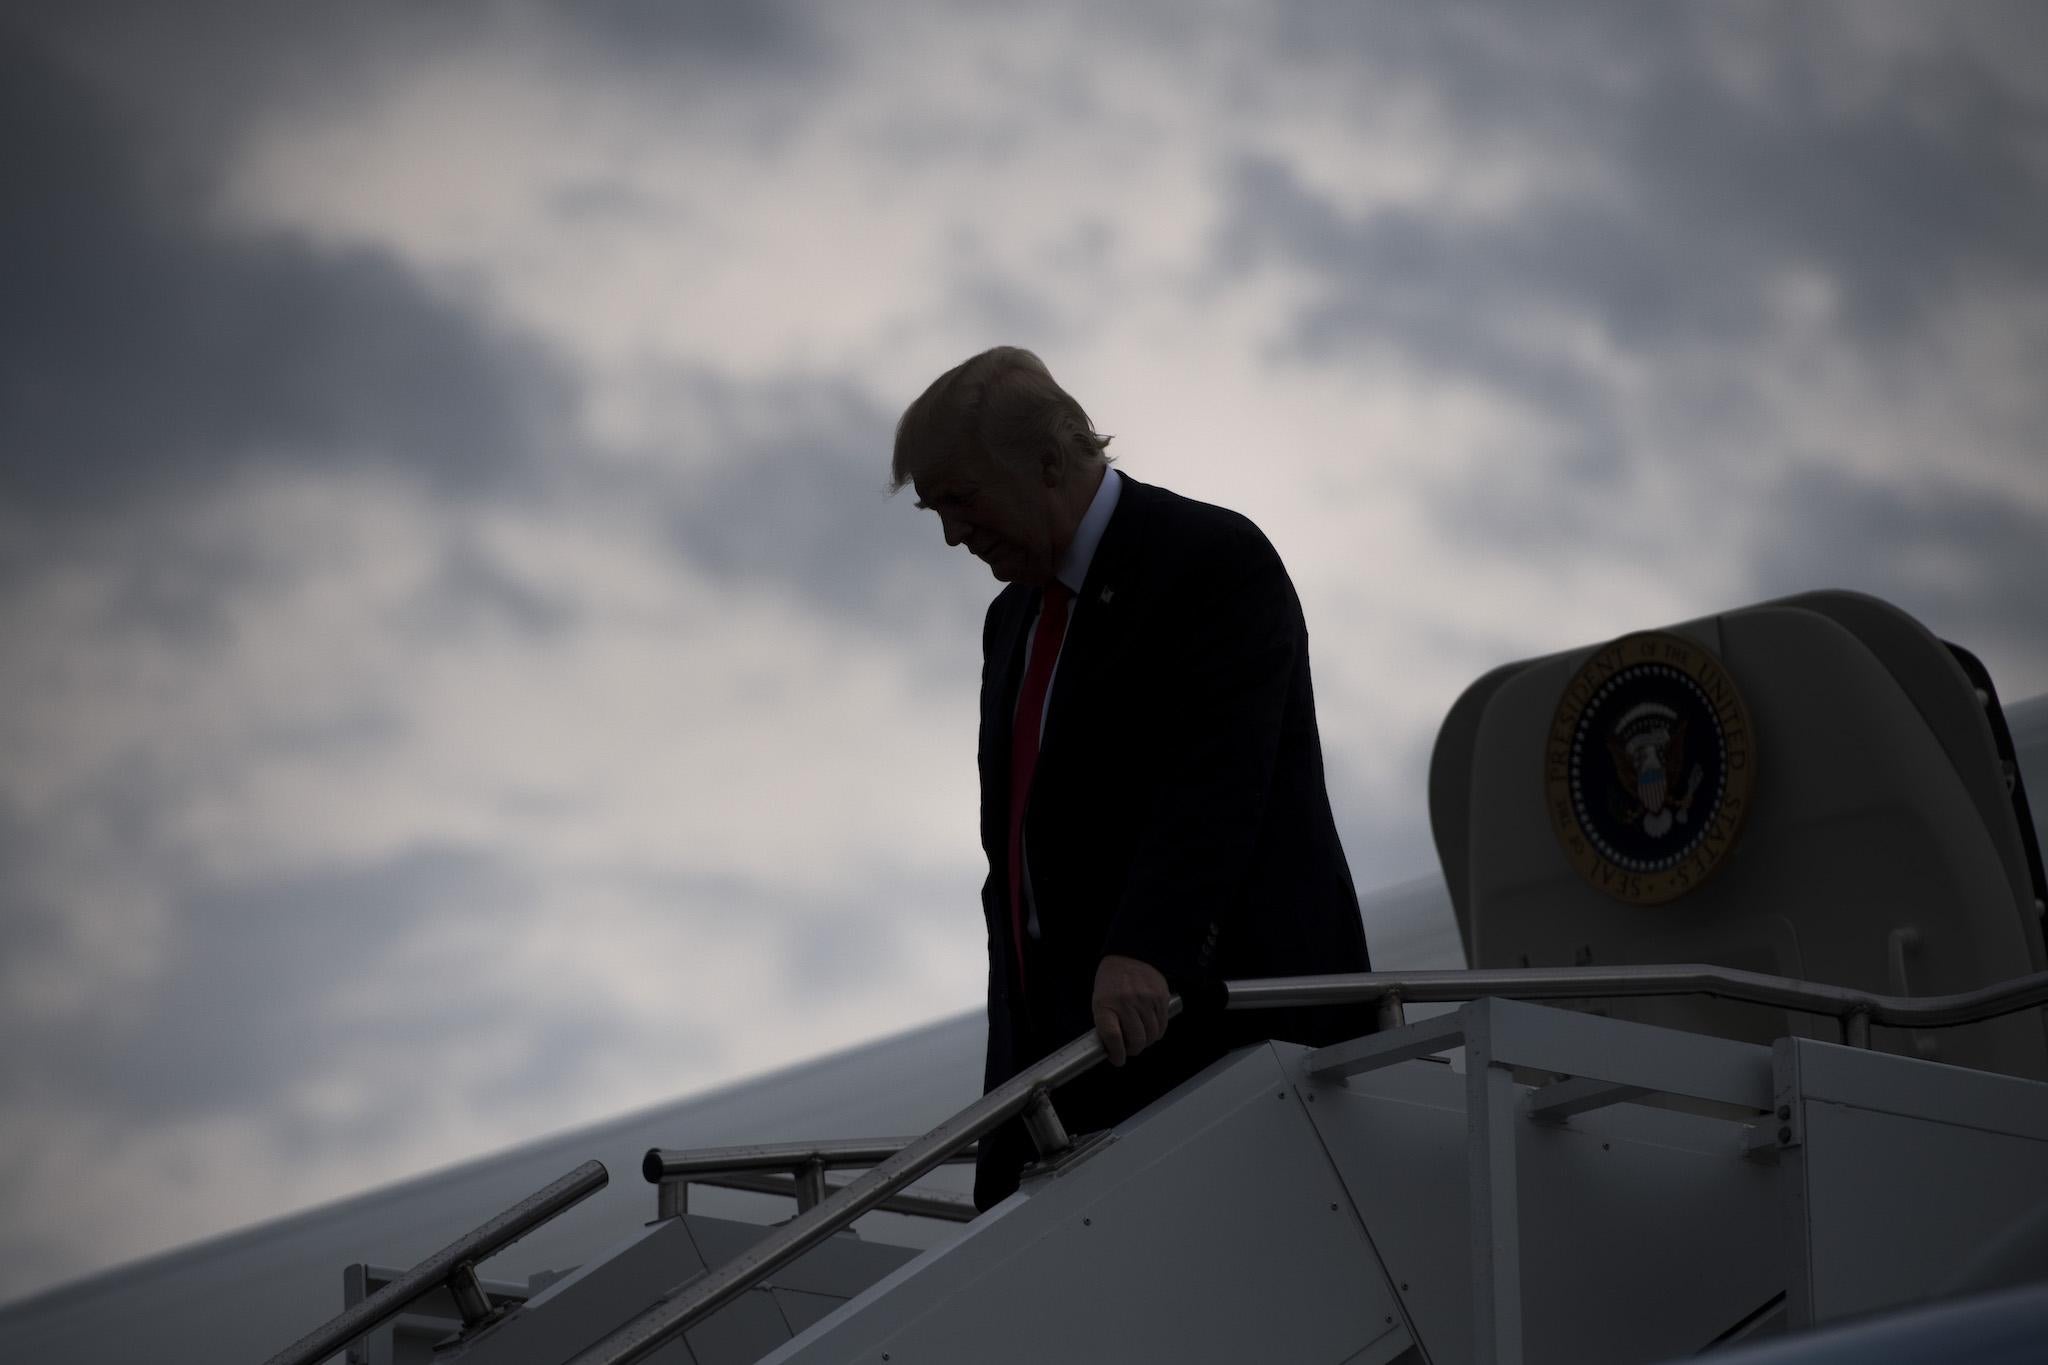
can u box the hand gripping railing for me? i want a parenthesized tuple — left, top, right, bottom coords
(261, 1159, 608, 1365)
(568, 962, 2048, 1365)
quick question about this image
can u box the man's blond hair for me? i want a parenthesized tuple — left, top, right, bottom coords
(891, 347, 1112, 491)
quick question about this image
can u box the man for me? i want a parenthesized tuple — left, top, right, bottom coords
(893, 347, 1372, 1208)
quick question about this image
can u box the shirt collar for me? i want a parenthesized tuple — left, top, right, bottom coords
(1054, 467, 1121, 596)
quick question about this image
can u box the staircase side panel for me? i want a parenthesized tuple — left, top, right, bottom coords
(1778, 1038, 2048, 1325)
(450, 1215, 915, 1365)
(763, 1044, 1406, 1365)
(1298, 1053, 1783, 1365)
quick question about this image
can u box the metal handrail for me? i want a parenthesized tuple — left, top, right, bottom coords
(567, 1004, 1172, 1365)
(569, 961, 2048, 1365)
(646, 1137, 980, 1218)
(686, 1168, 978, 1223)
(643, 1137, 979, 1182)
(262, 1159, 608, 1365)
(1226, 964, 2048, 1030)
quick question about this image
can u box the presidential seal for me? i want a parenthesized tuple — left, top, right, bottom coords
(1544, 631, 1756, 905)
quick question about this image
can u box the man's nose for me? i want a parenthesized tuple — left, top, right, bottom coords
(941, 515, 967, 547)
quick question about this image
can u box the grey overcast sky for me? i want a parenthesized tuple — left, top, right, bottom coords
(4, 0, 2045, 1305)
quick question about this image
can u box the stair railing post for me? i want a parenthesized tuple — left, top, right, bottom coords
(794, 1159, 828, 1213)
(446, 1263, 493, 1327)
(1022, 1090, 1072, 1157)
(1376, 987, 1407, 1032)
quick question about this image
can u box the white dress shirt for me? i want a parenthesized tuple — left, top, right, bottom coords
(1016, 467, 1121, 936)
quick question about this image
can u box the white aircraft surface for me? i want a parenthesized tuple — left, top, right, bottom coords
(3, 593, 2044, 1364)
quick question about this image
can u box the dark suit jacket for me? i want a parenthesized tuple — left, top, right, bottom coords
(974, 474, 1372, 1207)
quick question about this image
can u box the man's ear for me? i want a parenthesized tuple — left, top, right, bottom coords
(1040, 446, 1064, 487)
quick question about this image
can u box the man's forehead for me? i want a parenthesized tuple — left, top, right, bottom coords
(911, 449, 985, 496)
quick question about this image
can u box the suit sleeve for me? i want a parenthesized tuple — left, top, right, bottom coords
(978, 590, 1019, 1093)
(1098, 520, 1304, 982)
(978, 591, 1005, 952)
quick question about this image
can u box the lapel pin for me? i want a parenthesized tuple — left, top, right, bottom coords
(1099, 587, 1116, 605)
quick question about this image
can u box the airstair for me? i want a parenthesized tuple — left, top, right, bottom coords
(265, 592, 2048, 1364)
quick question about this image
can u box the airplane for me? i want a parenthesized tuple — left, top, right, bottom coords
(2, 589, 2044, 1364)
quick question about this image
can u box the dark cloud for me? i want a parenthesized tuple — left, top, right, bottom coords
(89, 525, 266, 648)
(0, 4, 1015, 657)
(547, 179, 676, 227)
(1324, 738, 1442, 887)
(1220, 153, 1636, 487)
(565, 0, 827, 71)
(1213, 3, 2048, 405)
(0, 1, 974, 733)
(0, 834, 954, 1156)
(627, 862, 955, 998)
(0, 848, 513, 1128)
(625, 369, 994, 652)
(30, 0, 829, 153)
(1744, 463, 2048, 654)
(0, 24, 576, 524)
(409, 536, 584, 640)
(943, 262, 1077, 352)
(1206, 3, 2048, 674)
(0, 808, 78, 974)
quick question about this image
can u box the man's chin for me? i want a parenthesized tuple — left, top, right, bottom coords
(975, 551, 1044, 585)
(989, 564, 1052, 586)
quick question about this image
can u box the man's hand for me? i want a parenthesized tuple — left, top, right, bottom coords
(1092, 954, 1171, 1066)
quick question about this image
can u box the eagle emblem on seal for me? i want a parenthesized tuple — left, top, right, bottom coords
(1544, 631, 1756, 905)
(1606, 702, 1705, 839)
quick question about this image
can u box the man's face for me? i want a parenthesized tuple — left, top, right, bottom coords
(912, 447, 1058, 585)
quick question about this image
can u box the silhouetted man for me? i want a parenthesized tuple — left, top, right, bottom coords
(893, 347, 1371, 1208)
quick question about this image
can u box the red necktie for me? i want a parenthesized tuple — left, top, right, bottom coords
(1006, 582, 1072, 987)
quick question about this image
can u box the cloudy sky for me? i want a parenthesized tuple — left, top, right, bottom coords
(5, 0, 2046, 1306)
